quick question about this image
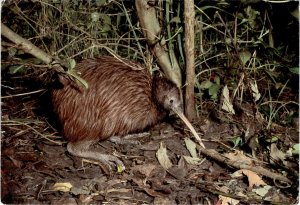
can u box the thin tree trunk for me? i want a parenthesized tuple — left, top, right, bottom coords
(135, 0, 182, 89)
(184, 0, 196, 120)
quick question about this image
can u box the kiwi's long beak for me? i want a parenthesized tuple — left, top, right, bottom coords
(172, 108, 206, 148)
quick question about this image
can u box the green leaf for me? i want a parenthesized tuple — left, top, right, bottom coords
(69, 59, 76, 70)
(96, 0, 106, 6)
(266, 136, 278, 143)
(91, 12, 100, 22)
(209, 84, 221, 101)
(23, 58, 42, 64)
(292, 144, 299, 155)
(289, 67, 299, 74)
(200, 80, 213, 89)
(208, 83, 221, 97)
(239, 50, 251, 66)
(101, 15, 111, 25)
(211, 92, 218, 101)
(9, 65, 25, 74)
(214, 75, 220, 85)
(67, 69, 89, 89)
(101, 24, 111, 33)
(117, 164, 125, 173)
(8, 47, 17, 57)
(231, 136, 242, 148)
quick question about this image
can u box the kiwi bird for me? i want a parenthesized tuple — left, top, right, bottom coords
(52, 56, 202, 171)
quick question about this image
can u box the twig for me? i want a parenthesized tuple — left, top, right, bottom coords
(1, 89, 46, 99)
(2, 120, 63, 145)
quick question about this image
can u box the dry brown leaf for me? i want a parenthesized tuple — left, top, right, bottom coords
(233, 169, 267, 188)
(221, 85, 235, 114)
(270, 143, 287, 164)
(250, 80, 261, 102)
(219, 195, 240, 205)
(156, 142, 172, 169)
(236, 191, 247, 197)
(183, 156, 203, 165)
(132, 164, 156, 178)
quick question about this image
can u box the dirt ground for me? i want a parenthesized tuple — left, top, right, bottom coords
(1, 73, 299, 205)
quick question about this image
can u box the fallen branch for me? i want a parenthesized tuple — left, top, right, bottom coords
(1, 23, 84, 87)
(1, 23, 53, 64)
(196, 145, 292, 184)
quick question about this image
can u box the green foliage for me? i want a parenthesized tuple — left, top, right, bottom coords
(1, 1, 144, 62)
(199, 75, 221, 101)
(289, 67, 299, 75)
(67, 59, 88, 89)
(193, 1, 298, 126)
(1, 1, 298, 127)
(239, 50, 251, 66)
(230, 136, 242, 148)
(291, 144, 299, 155)
(9, 65, 25, 74)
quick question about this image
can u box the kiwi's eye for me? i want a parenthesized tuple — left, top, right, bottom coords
(170, 99, 174, 104)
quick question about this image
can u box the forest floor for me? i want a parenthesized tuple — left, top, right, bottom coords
(1, 73, 299, 205)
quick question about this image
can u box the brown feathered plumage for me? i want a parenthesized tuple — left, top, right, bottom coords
(52, 56, 181, 143)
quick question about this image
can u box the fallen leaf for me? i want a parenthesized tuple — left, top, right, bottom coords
(231, 170, 244, 178)
(221, 85, 235, 114)
(292, 144, 299, 154)
(250, 80, 261, 102)
(219, 195, 240, 205)
(236, 191, 247, 197)
(270, 143, 287, 164)
(183, 156, 203, 165)
(52, 182, 72, 192)
(233, 169, 267, 188)
(253, 185, 272, 197)
(156, 142, 172, 169)
(287, 143, 299, 156)
(117, 164, 125, 173)
(132, 164, 156, 177)
(184, 138, 198, 158)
